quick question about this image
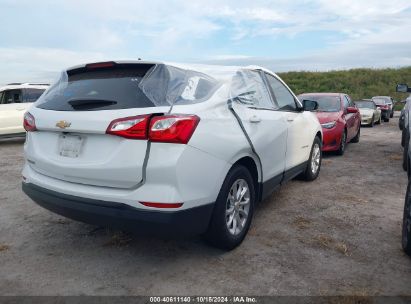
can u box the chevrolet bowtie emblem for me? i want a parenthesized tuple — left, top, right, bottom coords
(56, 120, 71, 129)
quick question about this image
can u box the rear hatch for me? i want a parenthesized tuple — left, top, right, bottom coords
(27, 63, 170, 189)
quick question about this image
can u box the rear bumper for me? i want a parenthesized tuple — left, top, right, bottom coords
(381, 110, 390, 119)
(22, 182, 214, 237)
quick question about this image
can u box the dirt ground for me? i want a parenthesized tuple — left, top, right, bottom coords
(1, 113, 410, 296)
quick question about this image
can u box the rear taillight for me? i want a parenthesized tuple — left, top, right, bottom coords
(106, 115, 150, 139)
(23, 112, 37, 132)
(149, 115, 200, 144)
(106, 114, 200, 144)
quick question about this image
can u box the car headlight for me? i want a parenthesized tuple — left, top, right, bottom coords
(321, 121, 336, 129)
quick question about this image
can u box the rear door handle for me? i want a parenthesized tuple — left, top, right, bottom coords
(16, 107, 25, 111)
(250, 115, 261, 123)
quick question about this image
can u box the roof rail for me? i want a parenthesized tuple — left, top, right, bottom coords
(7, 82, 22, 85)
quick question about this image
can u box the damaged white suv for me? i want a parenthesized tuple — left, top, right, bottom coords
(22, 61, 322, 249)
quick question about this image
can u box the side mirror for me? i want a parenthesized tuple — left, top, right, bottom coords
(347, 106, 357, 114)
(302, 99, 318, 111)
(397, 84, 410, 93)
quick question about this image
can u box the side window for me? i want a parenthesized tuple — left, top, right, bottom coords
(23, 89, 45, 103)
(231, 70, 274, 109)
(0, 92, 3, 104)
(343, 96, 350, 109)
(265, 74, 297, 111)
(2, 90, 22, 104)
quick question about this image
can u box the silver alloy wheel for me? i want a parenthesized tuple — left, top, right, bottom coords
(311, 143, 321, 174)
(226, 179, 250, 236)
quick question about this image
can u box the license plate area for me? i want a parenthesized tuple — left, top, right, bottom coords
(58, 134, 84, 158)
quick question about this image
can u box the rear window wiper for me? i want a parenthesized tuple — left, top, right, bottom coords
(68, 98, 117, 110)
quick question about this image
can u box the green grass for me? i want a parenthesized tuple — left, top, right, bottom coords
(277, 66, 411, 102)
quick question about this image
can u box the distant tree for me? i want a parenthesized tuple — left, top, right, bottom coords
(278, 66, 411, 101)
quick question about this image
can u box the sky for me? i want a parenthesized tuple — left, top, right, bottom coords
(1, 0, 411, 85)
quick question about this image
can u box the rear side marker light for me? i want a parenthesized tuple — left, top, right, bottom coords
(140, 202, 183, 209)
(23, 112, 37, 132)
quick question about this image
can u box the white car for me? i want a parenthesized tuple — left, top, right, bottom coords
(0, 83, 49, 138)
(22, 61, 322, 249)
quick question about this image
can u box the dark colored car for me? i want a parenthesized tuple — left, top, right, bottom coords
(396, 83, 411, 256)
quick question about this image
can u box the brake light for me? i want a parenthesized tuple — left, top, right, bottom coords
(106, 115, 150, 139)
(140, 201, 183, 209)
(23, 112, 37, 132)
(85, 61, 116, 69)
(149, 115, 200, 144)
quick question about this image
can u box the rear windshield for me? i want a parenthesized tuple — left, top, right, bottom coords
(299, 95, 341, 112)
(36, 65, 155, 111)
(36, 63, 220, 111)
(355, 101, 375, 109)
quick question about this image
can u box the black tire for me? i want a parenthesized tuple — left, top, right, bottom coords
(384, 117, 390, 122)
(402, 181, 411, 256)
(403, 132, 409, 171)
(336, 130, 347, 156)
(391, 111, 394, 118)
(205, 165, 255, 250)
(301, 136, 322, 181)
(351, 126, 360, 143)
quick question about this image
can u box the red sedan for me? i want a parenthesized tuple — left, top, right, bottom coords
(298, 93, 361, 155)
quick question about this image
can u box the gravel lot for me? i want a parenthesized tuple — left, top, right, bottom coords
(1, 113, 411, 296)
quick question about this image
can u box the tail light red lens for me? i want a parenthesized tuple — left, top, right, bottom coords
(23, 112, 37, 132)
(106, 114, 200, 143)
(106, 115, 150, 139)
(149, 115, 200, 144)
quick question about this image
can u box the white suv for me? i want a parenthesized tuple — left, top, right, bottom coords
(22, 61, 322, 249)
(0, 83, 49, 138)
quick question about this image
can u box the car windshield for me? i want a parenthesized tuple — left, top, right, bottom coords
(372, 98, 387, 105)
(299, 95, 341, 112)
(356, 101, 374, 109)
